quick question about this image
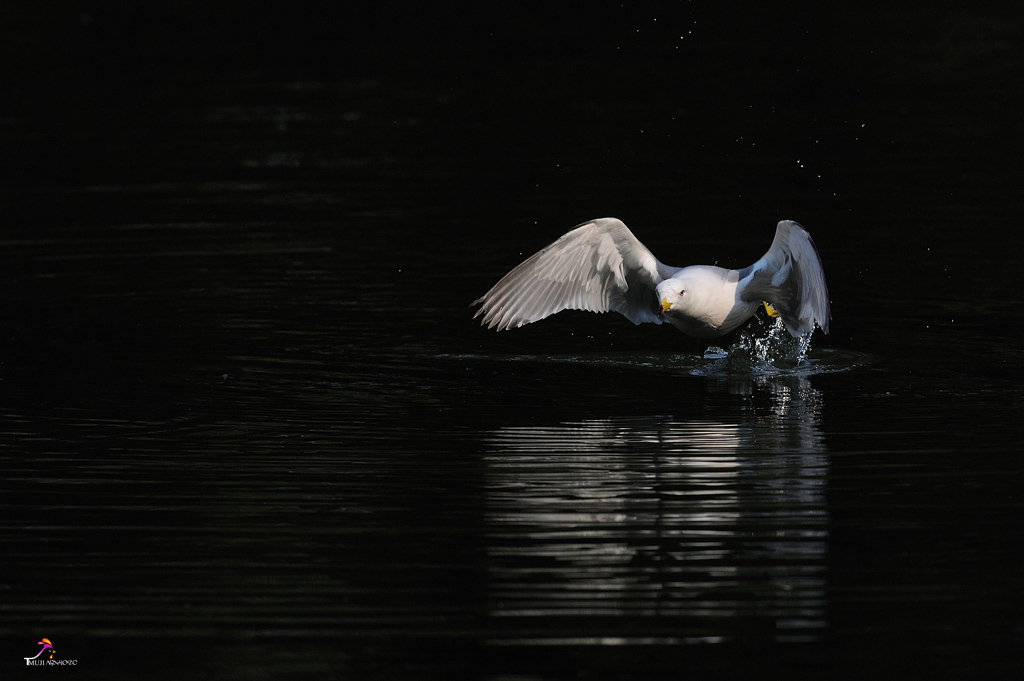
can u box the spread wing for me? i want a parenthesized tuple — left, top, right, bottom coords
(473, 217, 678, 331)
(739, 220, 831, 336)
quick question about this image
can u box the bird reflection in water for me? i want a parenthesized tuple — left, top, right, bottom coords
(483, 376, 826, 645)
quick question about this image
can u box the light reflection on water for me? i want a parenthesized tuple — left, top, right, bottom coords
(483, 377, 827, 644)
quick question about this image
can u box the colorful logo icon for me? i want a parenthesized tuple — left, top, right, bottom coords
(25, 638, 56, 661)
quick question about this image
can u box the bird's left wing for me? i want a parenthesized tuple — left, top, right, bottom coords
(473, 217, 675, 331)
(740, 220, 831, 336)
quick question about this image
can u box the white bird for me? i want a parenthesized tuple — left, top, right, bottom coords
(473, 217, 830, 339)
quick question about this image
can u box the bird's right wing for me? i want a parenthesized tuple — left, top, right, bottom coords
(473, 217, 675, 331)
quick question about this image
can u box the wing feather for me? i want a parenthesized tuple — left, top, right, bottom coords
(739, 220, 831, 336)
(473, 217, 674, 331)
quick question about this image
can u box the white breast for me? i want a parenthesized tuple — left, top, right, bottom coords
(660, 266, 758, 338)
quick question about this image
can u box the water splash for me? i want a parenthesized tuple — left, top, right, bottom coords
(700, 318, 815, 375)
(742, 317, 813, 365)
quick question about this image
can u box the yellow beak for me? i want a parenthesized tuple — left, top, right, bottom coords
(660, 298, 671, 314)
(763, 301, 780, 318)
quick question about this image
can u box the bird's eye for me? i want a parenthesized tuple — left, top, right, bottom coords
(679, 290, 685, 297)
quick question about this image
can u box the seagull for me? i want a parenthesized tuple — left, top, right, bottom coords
(473, 217, 830, 339)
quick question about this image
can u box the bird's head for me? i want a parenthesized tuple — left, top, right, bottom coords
(656, 279, 690, 319)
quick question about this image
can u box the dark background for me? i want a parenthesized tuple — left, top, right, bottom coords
(4, 1, 1021, 383)
(2, 2, 1023, 680)
(6, 2, 1019, 214)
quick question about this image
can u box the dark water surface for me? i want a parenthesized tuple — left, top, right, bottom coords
(3, 5, 1024, 679)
